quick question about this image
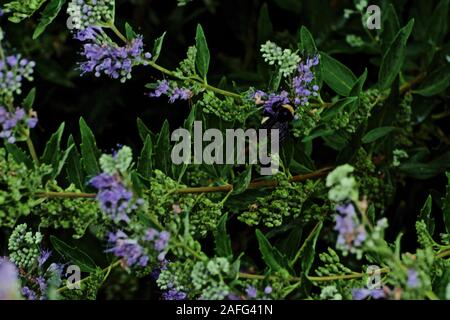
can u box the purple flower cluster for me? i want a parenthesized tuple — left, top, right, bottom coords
(352, 288, 385, 300)
(90, 173, 142, 222)
(22, 286, 37, 300)
(75, 27, 151, 83)
(106, 228, 171, 268)
(334, 203, 366, 253)
(0, 106, 38, 143)
(252, 90, 291, 116)
(148, 80, 192, 103)
(292, 55, 320, 106)
(21, 276, 48, 300)
(251, 55, 320, 116)
(107, 231, 149, 267)
(145, 228, 170, 261)
(0, 55, 35, 95)
(0, 258, 20, 300)
(162, 289, 187, 300)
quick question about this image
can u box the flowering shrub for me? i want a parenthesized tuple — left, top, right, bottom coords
(0, 0, 449, 301)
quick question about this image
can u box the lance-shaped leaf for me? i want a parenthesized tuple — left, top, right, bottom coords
(50, 236, 97, 273)
(214, 213, 233, 258)
(33, 0, 66, 39)
(79, 117, 101, 177)
(195, 24, 210, 79)
(378, 19, 414, 90)
(321, 52, 356, 96)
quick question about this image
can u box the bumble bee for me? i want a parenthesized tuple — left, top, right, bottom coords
(261, 102, 296, 144)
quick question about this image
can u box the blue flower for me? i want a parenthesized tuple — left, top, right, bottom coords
(106, 231, 149, 267)
(352, 288, 385, 300)
(144, 228, 170, 261)
(22, 286, 37, 300)
(262, 91, 290, 116)
(292, 55, 320, 106)
(0, 106, 38, 144)
(245, 285, 257, 299)
(38, 249, 52, 268)
(264, 286, 272, 294)
(90, 173, 140, 222)
(162, 289, 187, 300)
(334, 203, 366, 253)
(36, 276, 47, 293)
(149, 80, 170, 98)
(169, 87, 191, 103)
(148, 81, 192, 103)
(407, 269, 420, 288)
(0, 54, 35, 95)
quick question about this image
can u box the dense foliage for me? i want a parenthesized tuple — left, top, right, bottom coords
(0, 0, 449, 300)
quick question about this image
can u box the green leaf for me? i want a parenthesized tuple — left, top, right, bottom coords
(33, 0, 66, 39)
(419, 195, 435, 235)
(278, 226, 303, 260)
(66, 135, 85, 190)
(50, 236, 97, 273)
(184, 105, 197, 132)
(442, 172, 450, 233)
(213, 213, 233, 258)
(302, 128, 334, 142)
(195, 24, 210, 79)
(154, 120, 170, 175)
(434, 267, 450, 299)
(320, 52, 357, 96)
(367, 203, 376, 226)
(378, 19, 415, 90)
(152, 32, 166, 62)
(269, 69, 282, 91)
(414, 65, 450, 96)
(232, 166, 252, 195)
(255, 229, 289, 275)
(137, 135, 153, 178)
(399, 150, 450, 180)
(53, 144, 74, 180)
(427, 0, 449, 45)
(299, 222, 322, 275)
(41, 122, 65, 172)
(136, 118, 155, 143)
(125, 22, 137, 40)
(79, 117, 101, 177)
(380, 4, 400, 52)
(349, 69, 368, 97)
(5, 144, 33, 169)
(299, 26, 317, 55)
(257, 3, 273, 44)
(22, 88, 36, 111)
(320, 97, 358, 121)
(362, 126, 396, 144)
(130, 171, 145, 198)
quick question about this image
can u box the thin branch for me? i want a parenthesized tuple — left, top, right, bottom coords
(36, 167, 333, 198)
